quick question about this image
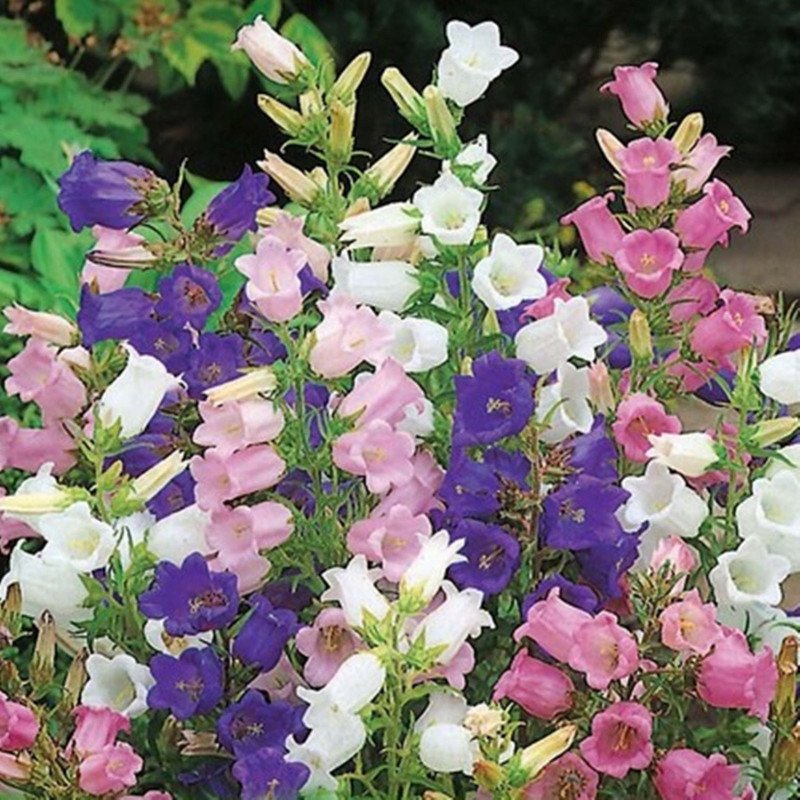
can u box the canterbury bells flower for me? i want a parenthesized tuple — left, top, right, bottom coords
(647, 431, 718, 478)
(321, 555, 390, 628)
(471, 233, 547, 310)
(413, 173, 483, 246)
(759, 350, 800, 404)
(377, 311, 449, 373)
(400, 530, 466, 604)
(332, 254, 419, 311)
(437, 20, 519, 107)
(338, 202, 420, 250)
(97, 346, 181, 438)
(232, 15, 310, 84)
(81, 653, 154, 718)
(445, 134, 497, 184)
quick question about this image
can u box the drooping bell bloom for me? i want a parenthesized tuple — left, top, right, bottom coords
(523, 752, 599, 799)
(194, 399, 284, 456)
(493, 651, 573, 720)
(619, 138, 679, 209)
(0, 693, 39, 750)
(659, 589, 723, 656)
(264, 211, 330, 282)
(614, 229, 684, 298)
(81, 226, 147, 293)
(560, 193, 624, 264)
(612, 393, 682, 462)
(78, 742, 143, 796)
(568, 612, 639, 689)
(155, 263, 222, 329)
(649, 536, 698, 592)
(654, 748, 741, 800)
(233, 745, 310, 800)
(232, 595, 300, 673)
(600, 62, 668, 127)
(673, 134, 732, 194)
(147, 647, 224, 720)
(667, 276, 720, 322)
(296, 608, 362, 687)
(0, 418, 76, 475)
(675, 179, 751, 252)
(232, 15, 311, 84)
(580, 701, 654, 779)
(68, 706, 130, 758)
(3, 305, 77, 346)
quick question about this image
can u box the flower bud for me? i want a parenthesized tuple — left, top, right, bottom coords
(84, 245, 158, 269)
(770, 723, 800, 785)
(299, 88, 324, 117)
(344, 197, 371, 219)
(30, 611, 56, 688)
(204, 366, 277, 404)
(473, 759, 505, 790)
(519, 724, 577, 780)
(672, 112, 704, 154)
(751, 417, 800, 447)
(595, 128, 624, 171)
(3, 306, 78, 346)
(0, 492, 70, 514)
(423, 85, 461, 158)
(629, 309, 653, 361)
(130, 451, 188, 502)
(482, 308, 501, 335)
(0, 582, 22, 638)
(773, 635, 798, 724)
(329, 99, 355, 163)
(332, 51, 372, 103)
(382, 67, 426, 126)
(63, 649, 88, 709)
(588, 361, 614, 414)
(258, 150, 320, 205)
(361, 134, 418, 199)
(255, 207, 281, 227)
(257, 94, 305, 137)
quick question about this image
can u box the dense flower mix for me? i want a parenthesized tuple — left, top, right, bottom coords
(0, 16, 799, 800)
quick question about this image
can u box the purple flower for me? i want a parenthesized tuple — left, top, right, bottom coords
(148, 647, 224, 720)
(57, 151, 162, 232)
(232, 747, 309, 800)
(586, 286, 633, 326)
(521, 575, 600, 619)
(156, 263, 222, 329)
(542, 475, 629, 551)
(179, 761, 239, 799)
(260, 576, 315, 615)
(284, 382, 330, 449)
(139, 552, 240, 636)
(199, 166, 275, 254)
(576, 532, 639, 600)
(561, 417, 618, 483)
(184, 333, 247, 398)
(147, 470, 196, 519)
(78, 285, 156, 346)
(693, 367, 735, 406)
(245, 326, 288, 366)
(453, 352, 535, 446)
(218, 690, 305, 757)
(128, 319, 194, 374)
(448, 519, 520, 595)
(233, 595, 300, 673)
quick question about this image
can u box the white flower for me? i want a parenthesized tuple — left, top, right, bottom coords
(332, 254, 419, 311)
(464, 703, 505, 738)
(445, 134, 496, 183)
(321, 555, 391, 628)
(97, 346, 181, 438)
(36, 502, 115, 573)
(617, 461, 708, 565)
(535, 363, 593, 444)
(647, 431, 718, 478)
(400, 530, 466, 604)
(298, 652, 386, 727)
(709, 537, 791, 609)
(415, 690, 468, 732)
(737, 470, 800, 570)
(765, 443, 800, 479)
(411, 581, 494, 664)
(376, 311, 449, 373)
(514, 297, 607, 374)
(81, 653, 154, 718)
(397, 398, 435, 439)
(143, 619, 212, 656)
(471, 233, 546, 310)
(146, 504, 211, 565)
(231, 15, 310, 83)
(437, 20, 519, 107)
(759, 350, 800, 404)
(338, 202, 419, 250)
(419, 723, 477, 774)
(0, 463, 66, 531)
(412, 173, 483, 246)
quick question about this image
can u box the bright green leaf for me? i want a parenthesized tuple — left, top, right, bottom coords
(55, 0, 100, 39)
(244, 0, 282, 26)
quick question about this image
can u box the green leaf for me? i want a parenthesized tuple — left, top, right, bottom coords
(180, 172, 228, 226)
(280, 13, 334, 72)
(244, 0, 282, 26)
(161, 26, 211, 85)
(55, 0, 100, 38)
(29, 225, 90, 317)
(215, 57, 250, 100)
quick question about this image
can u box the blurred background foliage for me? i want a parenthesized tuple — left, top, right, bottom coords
(0, 0, 799, 317)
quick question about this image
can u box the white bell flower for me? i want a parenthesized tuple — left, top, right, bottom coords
(338, 202, 420, 250)
(765, 443, 800, 479)
(445, 134, 496, 184)
(37, 502, 115, 573)
(81, 653, 154, 718)
(397, 397, 435, 439)
(437, 20, 519, 107)
(471, 233, 547, 310)
(514, 297, 607, 374)
(115, 511, 155, 568)
(419, 723, 478, 774)
(400, 530, 466, 605)
(231, 15, 310, 84)
(321, 555, 391, 628)
(647, 431, 718, 478)
(758, 350, 800, 404)
(143, 619, 212, 656)
(412, 173, 483, 246)
(332, 254, 419, 311)
(414, 690, 469, 732)
(146, 504, 211, 565)
(97, 346, 181, 439)
(376, 311, 449, 373)
(535, 363, 593, 444)
(1, 463, 65, 533)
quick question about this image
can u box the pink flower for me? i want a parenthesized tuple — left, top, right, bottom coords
(668, 276, 720, 322)
(612, 393, 682, 462)
(248, 653, 306, 704)
(190, 445, 285, 511)
(120, 793, 172, 800)
(3, 306, 76, 346)
(649, 536, 698, 592)
(654, 748, 740, 800)
(560, 193, 624, 264)
(235, 235, 307, 323)
(207, 502, 293, 555)
(690, 290, 767, 366)
(614, 229, 684, 298)
(336, 358, 425, 429)
(493, 650, 573, 720)
(600, 62, 668, 127)
(580, 701, 654, 779)
(514, 587, 592, 663)
(522, 278, 572, 321)
(332, 419, 415, 494)
(675, 179, 751, 252)
(78, 742, 143, 796)
(262, 212, 331, 282)
(659, 589, 722, 656)
(194, 399, 284, 455)
(67, 706, 130, 758)
(5, 338, 86, 423)
(82, 226, 149, 292)
(296, 608, 362, 687)
(308, 294, 391, 379)
(619, 138, 680, 209)
(673, 134, 732, 194)
(523, 752, 599, 799)
(211, 548, 269, 594)
(0, 417, 76, 475)
(568, 612, 639, 689)
(697, 629, 777, 722)
(0, 752, 31, 781)
(423, 642, 475, 691)
(0, 693, 38, 750)
(371, 451, 444, 517)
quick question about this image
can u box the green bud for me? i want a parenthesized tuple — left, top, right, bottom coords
(331, 52, 371, 103)
(629, 310, 653, 362)
(423, 85, 461, 158)
(751, 417, 800, 447)
(381, 67, 426, 127)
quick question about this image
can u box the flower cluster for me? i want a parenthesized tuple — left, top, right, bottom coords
(0, 16, 799, 800)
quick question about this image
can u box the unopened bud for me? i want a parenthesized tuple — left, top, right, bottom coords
(257, 95, 305, 137)
(63, 649, 88, 709)
(362, 134, 418, 199)
(753, 294, 776, 315)
(482, 308, 501, 335)
(344, 197, 371, 219)
(0, 583, 22, 639)
(258, 150, 320, 205)
(595, 128, 624, 171)
(30, 611, 56, 688)
(131, 451, 188, 502)
(672, 112, 704, 154)
(329, 99, 355, 163)
(751, 417, 800, 447)
(422, 794, 452, 800)
(298, 89, 324, 117)
(519, 725, 577, 779)
(770, 723, 800, 784)
(0, 491, 70, 514)
(256, 207, 282, 228)
(773, 635, 798, 723)
(588, 360, 615, 414)
(332, 52, 371, 103)
(629, 310, 653, 361)
(382, 67, 426, 126)
(205, 366, 277, 404)
(423, 85, 460, 158)
(473, 759, 505, 790)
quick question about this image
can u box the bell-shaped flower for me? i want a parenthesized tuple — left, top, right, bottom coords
(338, 202, 419, 250)
(321, 555, 391, 628)
(145, 505, 211, 566)
(445, 134, 496, 184)
(81, 653, 154, 718)
(419, 723, 477, 774)
(376, 312, 449, 373)
(472, 233, 546, 310)
(758, 349, 800, 405)
(647, 431, 718, 478)
(413, 172, 483, 246)
(231, 15, 310, 84)
(414, 690, 469, 732)
(38, 502, 115, 573)
(400, 530, 466, 605)
(332, 254, 419, 312)
(535, 363, 593, 444)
